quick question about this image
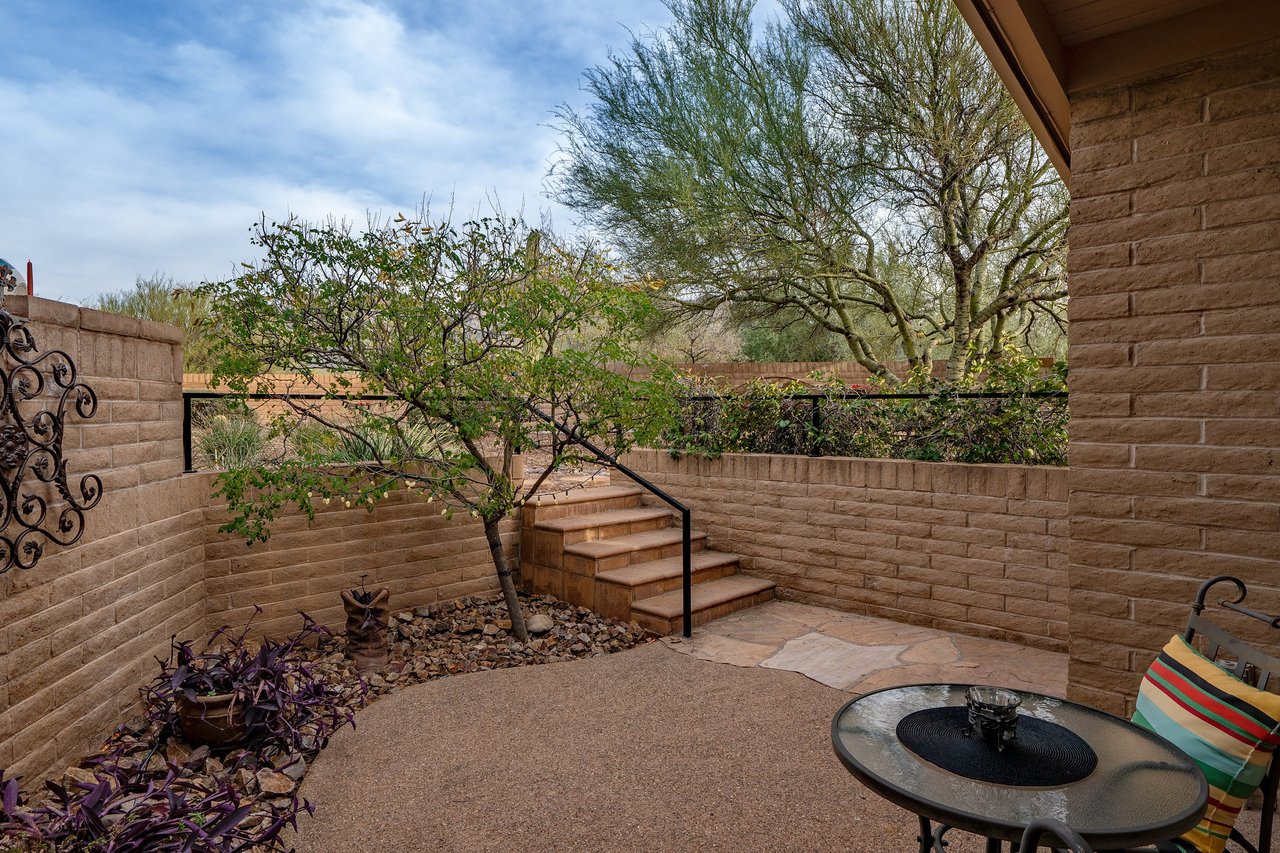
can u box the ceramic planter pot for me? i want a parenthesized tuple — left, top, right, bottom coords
(176, 692, 248, 748)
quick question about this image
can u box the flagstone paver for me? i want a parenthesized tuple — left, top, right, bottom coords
(899, 636, 961, 665)
(817, 615, 943, 647)
(662, 599, 1067, 696)
(759, 633, 908, 690)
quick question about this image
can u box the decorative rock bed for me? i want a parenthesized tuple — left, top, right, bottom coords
(2, 593, 654, 850)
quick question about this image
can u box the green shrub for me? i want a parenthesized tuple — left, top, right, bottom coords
(285, 420, 343, 460)
(326, 418, 454, 464)
(666, 347, 1067, 466)
(194, 407, 267, 470)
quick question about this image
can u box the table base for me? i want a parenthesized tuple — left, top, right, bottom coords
(916, 816, 1099, 853)
(917, 817, 1003, 853)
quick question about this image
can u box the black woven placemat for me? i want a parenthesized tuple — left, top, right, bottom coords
(896, 706, 1097, 787)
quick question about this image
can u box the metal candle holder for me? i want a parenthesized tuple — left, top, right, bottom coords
(962, 686, 1021, 751)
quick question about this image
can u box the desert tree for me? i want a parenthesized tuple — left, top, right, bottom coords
(792, 0, 1068, 378)
(553, 0, 1067, 381)
(640, 307, 744, 364)
(92, 273, 220, 372)
(201, 213, 675, 641)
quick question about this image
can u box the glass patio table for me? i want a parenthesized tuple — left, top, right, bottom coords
(831, 684, 1207, 852)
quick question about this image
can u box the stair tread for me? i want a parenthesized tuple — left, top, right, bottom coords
(631, 575, 776, 619)
(563, 527, 706, 559)
(534, 506, 672, 533)
(595, 551, 739, 587)
(527, 484, 642, 507)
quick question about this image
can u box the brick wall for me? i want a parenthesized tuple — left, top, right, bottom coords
(0, 297, 509, 786)
(1067, 39, 1280, 714)
(0, 296, 203, 784)
(621, 449, 1068, 651)
(203, 483, 509, 639)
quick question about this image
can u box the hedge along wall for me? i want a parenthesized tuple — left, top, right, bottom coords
(620, 449, 1069, 652)
(0, 297, 510, 787)
(611, 358, 1058, 388)
(613, 359, 939, 387)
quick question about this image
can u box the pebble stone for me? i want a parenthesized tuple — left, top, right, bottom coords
(48, 592, 654, 841)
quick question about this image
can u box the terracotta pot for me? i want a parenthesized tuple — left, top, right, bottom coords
(341, 587, 391, 674)
(176, 692, 248, 748)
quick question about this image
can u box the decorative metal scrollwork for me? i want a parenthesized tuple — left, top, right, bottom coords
(0, 305, 102, 574)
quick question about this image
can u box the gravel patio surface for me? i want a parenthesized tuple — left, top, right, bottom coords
(294, 641, 998, 853)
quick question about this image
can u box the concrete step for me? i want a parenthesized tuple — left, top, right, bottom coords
(533, 506, 673, 545)
(519, 480, 775, 630)
(521, 485, 644, 525)
(630, 575, 776, 635)
(563, 527, 706, 574)
(593, 551, 741, 621)
(595, 550, 739, 589)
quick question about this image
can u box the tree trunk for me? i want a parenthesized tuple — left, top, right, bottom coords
(483, 517, 529, 642)
(945, 326, 970, 383)
(946, 275, 973, 383)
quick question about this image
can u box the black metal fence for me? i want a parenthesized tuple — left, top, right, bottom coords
(669, 390, 1069, 466)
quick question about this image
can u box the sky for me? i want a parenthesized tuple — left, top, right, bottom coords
(0, 0, 694, 305)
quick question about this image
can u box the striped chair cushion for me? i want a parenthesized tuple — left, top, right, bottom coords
(1132, 634, 1280, 853)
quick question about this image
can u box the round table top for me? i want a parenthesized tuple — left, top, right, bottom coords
(831, 684, 1208, 848)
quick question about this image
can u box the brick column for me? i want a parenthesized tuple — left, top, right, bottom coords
(1066, 41, 1280, 714)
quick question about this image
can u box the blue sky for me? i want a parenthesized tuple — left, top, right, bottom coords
(0, 0, 692, 304)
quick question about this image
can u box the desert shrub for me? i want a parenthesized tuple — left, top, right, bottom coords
(194, 405, 266, 470)
(321, 416, 455, 465)
(284, 420, 343, 460)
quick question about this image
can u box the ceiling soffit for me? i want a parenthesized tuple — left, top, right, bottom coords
(952, 0, 1280, 182)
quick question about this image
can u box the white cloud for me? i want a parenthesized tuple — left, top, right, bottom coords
(0, 0, 675, 303)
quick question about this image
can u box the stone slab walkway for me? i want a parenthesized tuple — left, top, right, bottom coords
(662, 600, 1067, 696)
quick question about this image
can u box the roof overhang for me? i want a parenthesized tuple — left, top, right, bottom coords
(953, 0, 1280, 185)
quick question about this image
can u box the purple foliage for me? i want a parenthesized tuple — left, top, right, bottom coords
(144, 610, 363, 754)
(0, 763, 311, 851)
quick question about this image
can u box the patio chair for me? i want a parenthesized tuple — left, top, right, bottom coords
(1134, 575, 1280, 853)
(1019, 817, 1093, 853)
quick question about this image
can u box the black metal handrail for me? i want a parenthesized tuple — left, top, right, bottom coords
(527, 407, 693, 638)
(182, 389, 697, 639)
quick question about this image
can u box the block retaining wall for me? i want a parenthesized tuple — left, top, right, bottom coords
(620, 449, 1069, 652)
(0, 298, 508, 786)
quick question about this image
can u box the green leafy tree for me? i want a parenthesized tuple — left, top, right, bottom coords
(91, 273, 219, 372)
(554, 0, 1067, 382)
(737, 311, 848, 362)
(201, 214, 675, 641)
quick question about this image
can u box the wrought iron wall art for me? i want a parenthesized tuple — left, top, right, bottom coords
(0, 305, 102, 574)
